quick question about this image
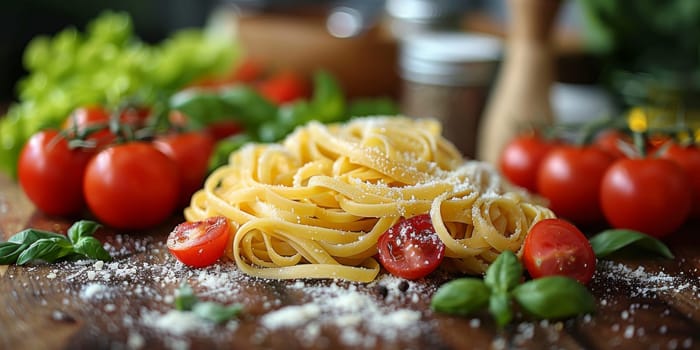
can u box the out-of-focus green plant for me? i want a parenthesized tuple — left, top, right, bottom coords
(579, 0, 700, 109)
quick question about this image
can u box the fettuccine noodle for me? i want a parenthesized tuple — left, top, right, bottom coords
(185, 117, 554, 282)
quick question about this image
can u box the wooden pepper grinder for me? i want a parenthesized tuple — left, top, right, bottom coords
(476, 0, 562, 164)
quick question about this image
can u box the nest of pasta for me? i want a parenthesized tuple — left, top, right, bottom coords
(185, 116, 553, 282)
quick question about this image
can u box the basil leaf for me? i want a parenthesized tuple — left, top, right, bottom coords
(208, 133, 255, 172)
(484, 250, 522, 293)
(489, 292, 513, 327)
(512, 276, 595, 319)
(16, 238, 75, 265)
(430, 278, 490, 316)
(73, 237, 111, 261)
(310, 70, 345, 123)
(589, 229, 674, 259)
(258, 120, 293, 143)
(219, 87, 277, 127)
(0, 242, 30, 264)
(175, 283, 198, 311)
(344, 97, 399, 120)
(192, 301, 242, 324)
(170, 91, 234, 129)
(8, 228, 68, 244)
(67, 220, 102, 244)
(171, 86, 276, 131)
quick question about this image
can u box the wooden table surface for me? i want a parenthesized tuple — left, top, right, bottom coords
(1, 172, 699, 350)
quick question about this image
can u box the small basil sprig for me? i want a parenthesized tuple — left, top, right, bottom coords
(589, 229, 674, 259)
(174, 282, 242, 324)
(431, 251, 595, 327)
(0, 220, 111, 265)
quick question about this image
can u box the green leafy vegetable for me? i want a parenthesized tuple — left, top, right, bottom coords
(488, 292, 513, 327)
(0, 220, 111, 265)
(16, 238, 74, 265)
(512, 276, 596, 319)
(484, 250, 522, 293)
(192, 301, 243, 324)
(174, 282, 242, 324)
(67, 220, 102, 244)
(589, 229, 674, 259)
(170, 86, 276, 131)
(430, 278, 490, 316)
(72, 236, 111, 262)
(0, 11, 238, 178)
(174, 282, 199, 311)
(345, 97, 400, 120)
(431, 250, 595, 326)
(178, 70, 399, 171)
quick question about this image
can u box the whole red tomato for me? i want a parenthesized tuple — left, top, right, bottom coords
(18, 130, 94, 216)
(62, 106, 115, 150)
(256, 71, 310, 105)
(593, 129, 631, 159)
(600, 158, 691, 238)
(191, 57, 263, 89)
(62, 105, 151, 149)
(83, 142, 180, 229)
(205, 120, 244, 141)
(659, 143, 700, 219)
(498, 134, 556, 193)
(537, 145, 615, 226)
(154, 132, 215, 207)
(522, 218, 596, 284)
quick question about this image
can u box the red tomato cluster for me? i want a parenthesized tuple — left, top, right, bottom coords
(18, 106, 216, 230)
(191, 57, 311, 106)
(499, 131, 697, 238)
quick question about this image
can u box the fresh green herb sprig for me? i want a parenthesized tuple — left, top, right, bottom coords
(0, 220, 111, 265)
(430, 251, 595, 327)
(172, 70, 399, 172)
(174, 282, 242, 324)
(590, 229, 674, 259)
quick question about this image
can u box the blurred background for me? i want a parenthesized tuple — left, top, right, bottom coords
(1, 0, 699, 161)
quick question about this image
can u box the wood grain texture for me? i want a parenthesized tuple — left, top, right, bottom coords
(1, 172, 699, 350)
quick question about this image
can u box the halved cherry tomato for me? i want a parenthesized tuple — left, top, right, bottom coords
(256, 71, 310, 105)
(167, 216, 231, 268)
(536, 145, 615, 226)
(18, 130, 94, 216)
(600, 157, 691, 238)
(154, 132, 215, 207)
(83, 142, 180, 229)
(522, 218, 596, 284)
(377, 214, 446, 280)
(499, 134, 557, 193)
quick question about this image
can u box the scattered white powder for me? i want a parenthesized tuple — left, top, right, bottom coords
(80, 283, 110, 300)
(15, 231, 696, 350)
(596, 260, 699, 297)
(127, 332, 145, 350)
(144, 309, 213, 337)
(260, 304, 322, 329)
